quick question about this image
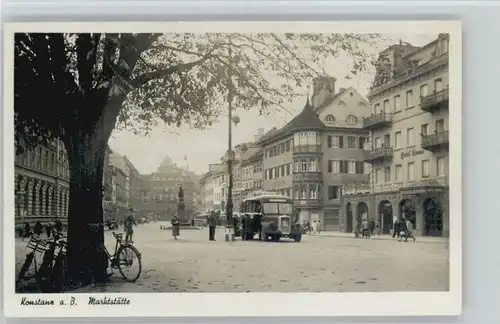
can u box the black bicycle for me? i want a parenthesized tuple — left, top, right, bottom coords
(17, 231, 67, 293)
(88, 223, 142, 282)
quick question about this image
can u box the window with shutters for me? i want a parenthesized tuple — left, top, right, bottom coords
(407, 162, 415, 181)
(384, 167, 391, 182)
(394, 95, 401, 112)
(395, 131, 402, 149)
(395, 164, 402, 181)
(422, 160, 429, 178)
(348, 161, 356, 174)
(355, 161, 365, 174)
(328, 160, 340, 173)
(406, 90, 414, 108)
(328, 186, 340, 200)
(347, 136, 356, 148)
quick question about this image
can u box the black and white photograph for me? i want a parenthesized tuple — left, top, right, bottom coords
(3, 21, 462, 317)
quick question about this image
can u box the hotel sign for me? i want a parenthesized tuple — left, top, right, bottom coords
(400, 148, 425, 159)
(400, 187, 444, 195)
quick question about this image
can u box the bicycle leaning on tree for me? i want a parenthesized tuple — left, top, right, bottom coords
(88, 223, 142, 283)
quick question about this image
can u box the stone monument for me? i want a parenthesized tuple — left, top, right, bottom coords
(177, 185, 186, 222)
(176, 185, 197, 229)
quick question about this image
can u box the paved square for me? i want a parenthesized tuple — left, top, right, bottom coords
(15, 223, 449, 293)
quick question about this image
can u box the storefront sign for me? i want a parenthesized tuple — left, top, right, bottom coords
(400, 148, 425, 159)
(400, 187, 444, 195)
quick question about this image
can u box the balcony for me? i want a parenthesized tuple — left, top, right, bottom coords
(363, 147, 393, 163)
(420, 88, 449, 112)
(293, 171, 323, 183)
(362, 113, 392, 130)
(421, 131, 449, 151)
(293, 144, 322, 154)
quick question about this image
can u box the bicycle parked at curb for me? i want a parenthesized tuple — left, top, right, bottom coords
(88, 223, 142, 283)
(17, 229, 68, 293)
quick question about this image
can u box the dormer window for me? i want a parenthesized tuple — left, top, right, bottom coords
(324, 115, 335, 123)
(339, 101, 346, 107)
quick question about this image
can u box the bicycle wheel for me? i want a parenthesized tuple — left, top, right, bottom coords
(116, 245, 142, 282)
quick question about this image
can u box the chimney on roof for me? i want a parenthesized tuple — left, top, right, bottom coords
(339, 87, 346, 93)
(257, 128, 264, 140)
(312, 76, 336, 109)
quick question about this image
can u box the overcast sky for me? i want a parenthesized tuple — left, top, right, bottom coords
(109, 33, 437, 175)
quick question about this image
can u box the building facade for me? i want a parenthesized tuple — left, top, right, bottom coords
(14, 139, 70, 226)
(258, 76, 371, 231)
(341, 34, 450, 237)
(102, 147, 117, 222)
(199, 171, 215, 213)
(146, 156, 198, 220)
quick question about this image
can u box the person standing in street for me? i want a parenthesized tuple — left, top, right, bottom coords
(124, 208, 138, 243)
(317, 220, 321, 234)
(404, 218, 416, 242)
(171, 214, 180, 240)
(361, 218, 370, 238)
(208, 211, 217, 241)
(393, 218, 401, 239)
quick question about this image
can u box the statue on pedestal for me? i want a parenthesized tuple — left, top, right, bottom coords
(177, 185, 186, 222)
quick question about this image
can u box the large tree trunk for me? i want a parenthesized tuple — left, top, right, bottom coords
(65, 95, 122, 288)
(66, 132, 108, 287)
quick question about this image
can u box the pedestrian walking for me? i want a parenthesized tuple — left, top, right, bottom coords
(404, 219, 416, 242)
(317, 220, 321, 234)
(361, 219, 370, 238)
(208, 211, 217, 241)
(124, 208, 138, 243)
(171, 214, 180, 240)
(312, 220, 318, 235)
(393, 219, 401, 239)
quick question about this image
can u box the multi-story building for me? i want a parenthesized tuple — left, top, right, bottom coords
(114, 165, 129, 220)
(124, 156, 147, 214)
(258, 76, 371, 231)
(240, 145, 264, 200)
(14, 139, 70, 226)
(212, 172, 226, 212)
(102, 147, 117, 222)
(146, 156, 198, 220)
(341, 34, 450, 237)
(199, 171, 215, 213)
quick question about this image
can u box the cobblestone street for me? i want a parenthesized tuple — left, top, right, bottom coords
(15, 222, 449, 293)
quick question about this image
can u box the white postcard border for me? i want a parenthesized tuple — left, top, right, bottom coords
(3, 20, 462, 318)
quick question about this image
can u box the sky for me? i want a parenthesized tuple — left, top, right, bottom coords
(109, 33, 438, 175)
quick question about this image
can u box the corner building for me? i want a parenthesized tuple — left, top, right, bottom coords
(259, 76, 371, 231)
(341, 34, 450, 237)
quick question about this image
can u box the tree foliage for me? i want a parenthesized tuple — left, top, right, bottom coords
(15, 32, 382, 149)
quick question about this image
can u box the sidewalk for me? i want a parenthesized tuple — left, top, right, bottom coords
(311, 231, 449, 243)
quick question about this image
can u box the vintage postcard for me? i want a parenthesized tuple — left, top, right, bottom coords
(3, 21, 462, 317)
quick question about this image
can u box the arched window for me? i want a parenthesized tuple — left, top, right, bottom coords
(339, 101, 346, 107)
(324, 114, 335, 123)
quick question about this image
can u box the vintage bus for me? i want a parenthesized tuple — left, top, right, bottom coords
(240, 195, 302, 242)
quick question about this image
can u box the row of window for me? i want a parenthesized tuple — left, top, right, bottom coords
(327, 135, 367, 149)
(16, 146, 70, 179)
(373, 78, 447, 114)
(265, 139, 293, 158)
(327, 160, 370, 175)
(241, 163, 263, 178)
(241, 180, 263, 190)
(374, 157, 447, 184)
(373, 119, 446, 149)
(264, 160, 370, 178)
(265, 163, 293, 180)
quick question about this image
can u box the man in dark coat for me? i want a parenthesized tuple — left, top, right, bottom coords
(208, 211, 217, 241)
(393, 218, 401, 239)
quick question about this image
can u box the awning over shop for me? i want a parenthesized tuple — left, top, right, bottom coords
(399, 179, 447, 195)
